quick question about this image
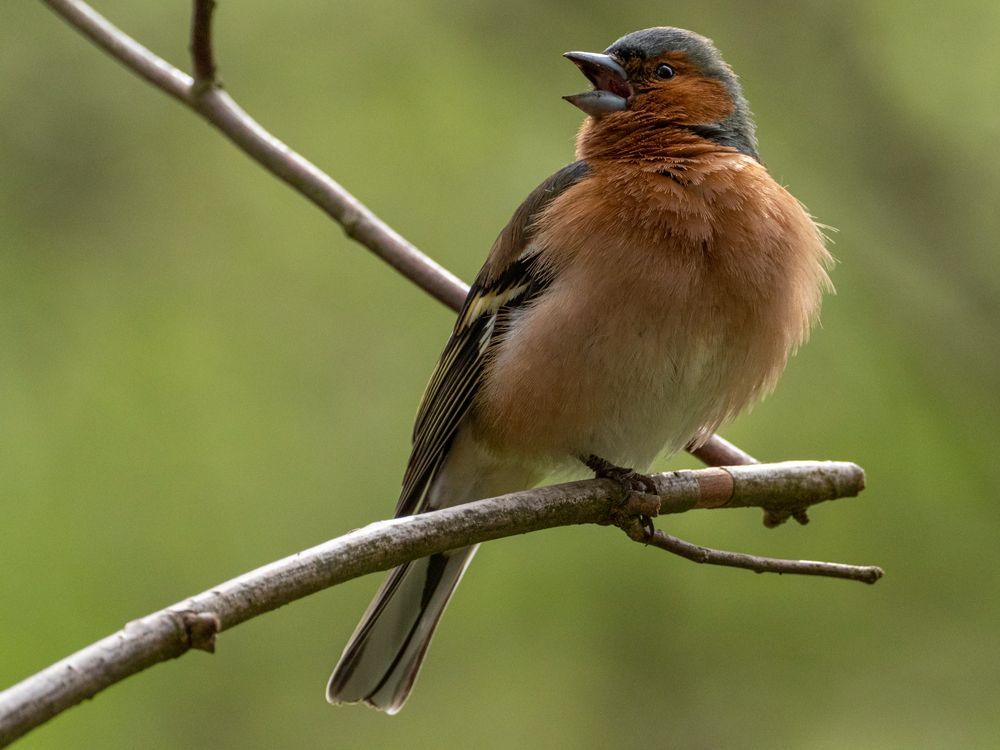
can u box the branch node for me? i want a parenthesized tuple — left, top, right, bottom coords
(762, 505, 811, 528)
(340, 206, 363, 239)
(180, 611, 221, 653)
(762, 509, 786, 528)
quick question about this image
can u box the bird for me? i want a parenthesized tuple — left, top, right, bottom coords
(327, 26, 832, 714)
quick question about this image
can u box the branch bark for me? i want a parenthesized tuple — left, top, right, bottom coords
(0, 462, 873, 747)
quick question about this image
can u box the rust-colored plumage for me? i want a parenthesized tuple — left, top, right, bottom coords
(475, 151, 830, 469)
(328, 26, 832, 714)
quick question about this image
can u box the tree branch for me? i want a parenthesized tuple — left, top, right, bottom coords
(0, 461, 872, 747)
(40, 0, 467, 310)
(38, 0, 751, 467)
(687, 433, 759, 468)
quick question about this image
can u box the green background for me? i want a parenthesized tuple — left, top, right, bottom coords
(2, 1, 998, 747)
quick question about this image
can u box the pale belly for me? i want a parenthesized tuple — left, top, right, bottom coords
(470, 267, 774, 472)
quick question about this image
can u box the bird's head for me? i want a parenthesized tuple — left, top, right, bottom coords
(564, 27, 758, 161)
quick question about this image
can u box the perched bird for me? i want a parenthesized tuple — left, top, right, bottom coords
(327, 26, 832, 713)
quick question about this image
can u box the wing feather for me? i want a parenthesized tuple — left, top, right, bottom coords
(394, 160, 590, 517)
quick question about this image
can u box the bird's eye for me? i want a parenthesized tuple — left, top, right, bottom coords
(655, 63, 676, 80)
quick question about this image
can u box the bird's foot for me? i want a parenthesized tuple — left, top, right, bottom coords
(583, 454, 658, 494)
(582, 454, 660, 541)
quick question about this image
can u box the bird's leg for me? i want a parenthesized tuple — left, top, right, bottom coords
(582, 454, 660, 540)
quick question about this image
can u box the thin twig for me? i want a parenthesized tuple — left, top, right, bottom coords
(644, 530, 883, 584)
(0, 461, 870, 747)
(37, 0, 748, 466)
(688, 434, 760, 467)
(189, 0, 217, 88)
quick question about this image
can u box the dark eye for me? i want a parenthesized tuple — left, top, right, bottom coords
(655, 63, 676, 80)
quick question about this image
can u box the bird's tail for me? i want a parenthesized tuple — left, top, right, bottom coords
(326, 545, 478, 714)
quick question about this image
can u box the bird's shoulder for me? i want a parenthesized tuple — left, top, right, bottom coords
(475, 160, 592, 287)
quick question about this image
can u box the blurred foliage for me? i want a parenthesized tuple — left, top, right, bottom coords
(1, 1, 998, 748)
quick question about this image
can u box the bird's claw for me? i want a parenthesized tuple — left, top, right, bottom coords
(583, 454, 660, 541)
(583, 454, 658, 495)
(638, 512, 656, 542)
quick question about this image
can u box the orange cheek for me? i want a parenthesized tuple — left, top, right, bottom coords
(648, 77, 734, 124)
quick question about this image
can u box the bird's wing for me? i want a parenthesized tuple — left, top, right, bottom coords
(395, 160, 590, 517)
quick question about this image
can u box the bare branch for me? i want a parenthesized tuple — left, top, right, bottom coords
(39, 0, 752, 465)
(688, 433, 760, 467)
(41, 0, 466, 310)
(41, 0, 192, 103)
(0, 461, 871, 746)
(644, 531, 883, 583)
(189, 0, 217, 88)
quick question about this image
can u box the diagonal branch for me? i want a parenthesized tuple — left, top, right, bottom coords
(38, 0, 750, 467)
(40, 0, 466, 310)
(0, 461, 873, 747)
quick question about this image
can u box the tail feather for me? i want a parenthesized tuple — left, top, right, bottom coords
(327, 545, 478, 713)
(329, 429, 541, 712)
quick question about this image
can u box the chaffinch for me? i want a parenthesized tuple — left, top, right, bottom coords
(327, 26, 832, 713)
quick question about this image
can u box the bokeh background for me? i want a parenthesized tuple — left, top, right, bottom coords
(2, 1, 998, 748)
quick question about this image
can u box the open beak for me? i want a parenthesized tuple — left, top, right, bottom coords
(563, 51, 632, 116)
